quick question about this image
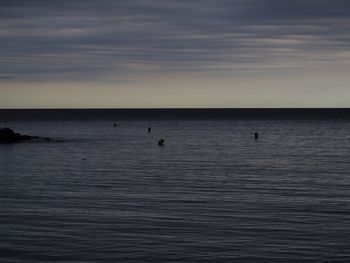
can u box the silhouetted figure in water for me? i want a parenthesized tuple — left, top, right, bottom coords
(113, 123, 117, 128)
(148, 127, 151, 133)
(158, 138, 164, 146)
(254, 132, 259, 140)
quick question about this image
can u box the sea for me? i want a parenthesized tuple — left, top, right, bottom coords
(0, 109, 350, 263)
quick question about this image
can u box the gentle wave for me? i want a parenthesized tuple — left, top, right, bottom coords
(1, 120, 350, 262)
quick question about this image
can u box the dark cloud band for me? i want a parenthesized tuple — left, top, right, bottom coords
(1, 0, 350, 80)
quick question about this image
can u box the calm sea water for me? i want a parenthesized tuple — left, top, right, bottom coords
(1, 119, 350, 262)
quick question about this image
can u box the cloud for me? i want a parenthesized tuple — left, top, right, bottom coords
(0, 75, 15, 80)
(1, 0, 350, 81)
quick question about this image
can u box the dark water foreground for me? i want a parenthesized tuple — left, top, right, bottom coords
(0, 115, 350, 262)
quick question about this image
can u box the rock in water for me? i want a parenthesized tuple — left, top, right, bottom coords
(0, 128, 38, 143)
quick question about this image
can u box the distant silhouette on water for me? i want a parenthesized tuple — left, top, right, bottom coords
(0, 128, 39, 143)
(254, 132, 259, 140)
(158, 138, 164, 146)
(113, 123, 117, 128)
(148, 127, 151, 133)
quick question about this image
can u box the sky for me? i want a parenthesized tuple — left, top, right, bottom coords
(1, 0, 350, 108)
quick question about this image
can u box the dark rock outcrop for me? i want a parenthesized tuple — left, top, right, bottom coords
(0, 128, 38, 143)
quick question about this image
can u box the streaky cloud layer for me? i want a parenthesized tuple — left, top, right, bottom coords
(1, 0, 350, 107)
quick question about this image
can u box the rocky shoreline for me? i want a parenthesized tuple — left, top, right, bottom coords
(0, 128, 41, 143)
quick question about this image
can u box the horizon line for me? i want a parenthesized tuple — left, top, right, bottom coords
(1, 107, 350, 110)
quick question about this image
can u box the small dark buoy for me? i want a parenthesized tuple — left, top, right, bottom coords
(148, 127, 151, 133)
(254, 132, 259, 140)
(158, 138, 164, 146)
(113, 123, 117, 128)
